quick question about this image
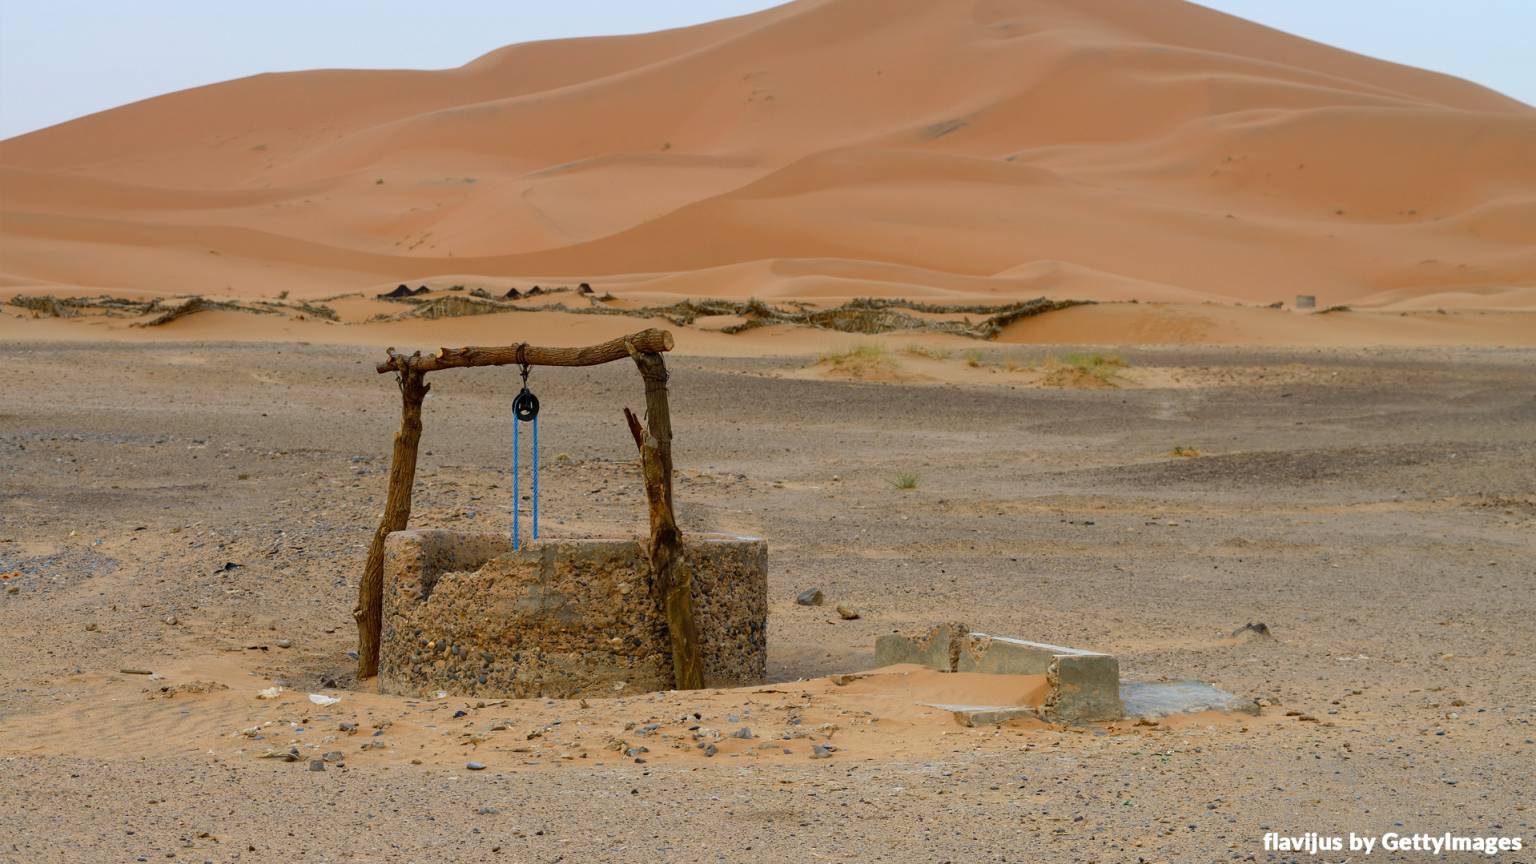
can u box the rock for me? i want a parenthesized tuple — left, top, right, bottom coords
(84, 623, 98, 631)
(466, 761, 486, 771)
(1230, 622, 1271, 640)
(338, 722, 357, 733)
(811, 743, 835, 759)
(730, 727, 753, 739)
(119, 667, 153, 675)
(795, 588, 824, 606)
(308, 760, 325, 772)
(162, 615, 177, 626)
(703, 744, 718, 757)
(275, 638, 292, 649)
(322, 751, 344, 762)
(836, 605, 860, 620)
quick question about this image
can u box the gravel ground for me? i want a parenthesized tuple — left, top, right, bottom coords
(1, 341, 1533, 863)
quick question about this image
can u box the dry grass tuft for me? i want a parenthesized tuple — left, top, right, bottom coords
(1041, 352, 1128, 388)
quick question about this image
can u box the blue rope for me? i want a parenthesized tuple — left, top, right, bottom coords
(512, 416, 520, 550)
(511, 413, 541, 549)
(531, 415, 540, 539)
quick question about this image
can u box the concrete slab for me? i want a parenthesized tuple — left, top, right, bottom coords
(874, 621, 967, 670)
(1120, 680, 1259, 720)
(1044, 653, 1123, 724)
(876, 625, 1123, 723)
(924, 703, 1036, 727)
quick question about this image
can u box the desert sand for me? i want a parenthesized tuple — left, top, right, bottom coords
(1, 0, 1533, 320)
(2, 0, 1535, 860)
(2, 341, 1533, 861)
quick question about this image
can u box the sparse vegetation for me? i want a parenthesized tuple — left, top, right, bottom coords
(902, 344, 951, 360)
(963, 349, 984, 368)
(1170, 445, 1201, 457)
(1042, 352, 1128, 388)
(817, 344, 894, 379)
(887, 472, 920, 490)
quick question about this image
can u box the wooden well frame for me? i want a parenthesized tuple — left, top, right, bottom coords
(352, 328, 702, 690)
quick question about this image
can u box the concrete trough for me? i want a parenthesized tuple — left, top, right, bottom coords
(379, 529, 767, 699)
(876, 623, 1123, 723)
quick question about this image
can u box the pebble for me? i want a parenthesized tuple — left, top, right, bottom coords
(795, 588, 824, 606)
(308, 760, 325, 772)
(275, 638, 292, 649)
(322, 751, 344, 762)
(466, 761, 486, 771)
(338, 722, 357, 733)
(162, 615, 177, 626)
(703, 744, 718, 757)
(811, 743, 835, 759)
(836, 605, 860, 620)
(730, 727, 754, 739)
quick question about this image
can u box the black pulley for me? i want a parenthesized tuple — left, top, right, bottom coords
(513, 387, 539, 422)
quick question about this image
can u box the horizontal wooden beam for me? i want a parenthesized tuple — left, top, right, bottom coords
(377, 328, 674, 375)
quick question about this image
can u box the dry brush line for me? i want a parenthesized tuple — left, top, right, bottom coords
(6, 294, 338, 325)
(379, 294, 1091, 340)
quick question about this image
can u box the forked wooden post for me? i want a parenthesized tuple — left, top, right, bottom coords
(624, 344, 703, 690)
(354, 329, 703, 690)
(353, 357, 428, 679)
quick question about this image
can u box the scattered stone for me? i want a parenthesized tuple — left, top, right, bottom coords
(466, 761, 486, 771)
(796, 588, 824, 606)
(322, 751, 344, 762)
(829, 673, 870, 687)
(730, 727, 754, 739)
(308, 760, 325, 772)
(836, 605, 860, 620)
(162, 615, 178, 626)
(120, 668, 153, 675)
(84, 622, 98, 631)
(275, 638, 292, 649)
(811, 743, 835, 759)
(260, 747, 301, 762)
(703, 744, 718, 757)
(338, 722, 357, 733)
(1230, 622, 1272, 640)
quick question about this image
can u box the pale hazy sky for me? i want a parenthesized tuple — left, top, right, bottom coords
(1, 0, 1531, 140)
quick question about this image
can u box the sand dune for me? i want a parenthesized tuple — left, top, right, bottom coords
(1, 0, 1533, 317)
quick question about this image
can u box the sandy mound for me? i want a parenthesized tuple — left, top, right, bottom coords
(0, 0, 1531, 316)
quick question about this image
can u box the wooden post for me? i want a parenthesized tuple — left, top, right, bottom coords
(353, 355, 429, 679)
(624, 344, 704, 690)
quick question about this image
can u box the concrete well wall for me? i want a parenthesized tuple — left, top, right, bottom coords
(379, 530, 766, 699)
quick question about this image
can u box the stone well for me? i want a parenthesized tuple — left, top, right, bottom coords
(379, 530, 767, 698)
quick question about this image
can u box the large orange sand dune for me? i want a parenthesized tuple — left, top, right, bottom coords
(1, 0, 1533, 310)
